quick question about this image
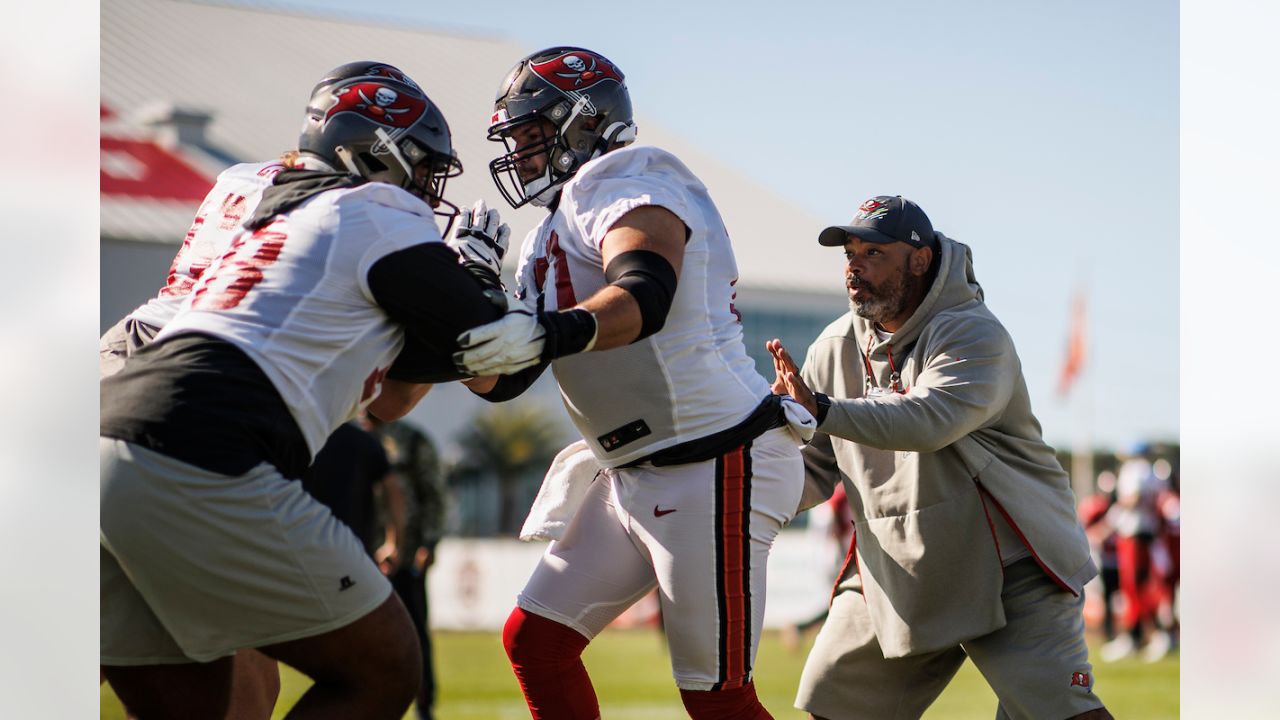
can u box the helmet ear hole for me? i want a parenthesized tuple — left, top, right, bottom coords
(360, 153, 388, 174)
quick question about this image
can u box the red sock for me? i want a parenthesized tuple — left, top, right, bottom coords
(503, 607, 599, 720)
(680, 681, 773, 720)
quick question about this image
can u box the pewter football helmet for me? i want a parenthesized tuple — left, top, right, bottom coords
(299, 69, 462, 226)
(488, 46, 636, 208)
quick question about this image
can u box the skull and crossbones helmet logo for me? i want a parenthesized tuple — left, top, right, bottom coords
(321, 80, 429, 132)
(556, 54, 600, 86)
(354, 86, 409, 121)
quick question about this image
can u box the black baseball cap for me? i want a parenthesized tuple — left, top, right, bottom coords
(818, 195, 937, 249)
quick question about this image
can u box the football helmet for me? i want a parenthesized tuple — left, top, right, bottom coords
(299, 70, 462, 229)
(488, 46, 637, 208)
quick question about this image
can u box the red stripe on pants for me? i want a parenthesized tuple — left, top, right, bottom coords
(719, 447, 748, 690)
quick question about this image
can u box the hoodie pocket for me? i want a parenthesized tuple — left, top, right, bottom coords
(854, 486, 1006, 657)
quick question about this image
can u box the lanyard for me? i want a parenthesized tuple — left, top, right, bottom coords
(861, 332, 906, 395)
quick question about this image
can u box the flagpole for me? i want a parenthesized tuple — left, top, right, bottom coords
(1071, 362, 1094, 500)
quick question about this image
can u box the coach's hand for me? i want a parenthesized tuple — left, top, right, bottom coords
(455, 308, 599, 376)
(448, 199, 510, 277)
(768, 338, 818, 417)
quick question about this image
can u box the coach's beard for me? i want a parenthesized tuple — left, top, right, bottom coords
(848, 263, 919, 327)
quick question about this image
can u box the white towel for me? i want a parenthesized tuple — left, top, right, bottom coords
(781, 396, 817, 444)
(519, 440, 602, 542)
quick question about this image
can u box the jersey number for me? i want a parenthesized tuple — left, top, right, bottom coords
(532, 230, 577, 310)
(191, 225, 286, 310)
(160, 192, 250, 298)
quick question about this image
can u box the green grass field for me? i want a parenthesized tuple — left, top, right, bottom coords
(101, 630, 1178, 718)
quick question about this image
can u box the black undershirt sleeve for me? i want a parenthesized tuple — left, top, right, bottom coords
(474, 361, 549, 402)
(368, 243, 506, 383)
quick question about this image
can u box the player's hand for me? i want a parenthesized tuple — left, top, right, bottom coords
(375, 542, 401, 576)
(768, 338, 817, 417)
(454, 310, 546, 376)
(447, 199, 510, 277)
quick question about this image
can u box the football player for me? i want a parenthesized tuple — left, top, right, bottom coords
(100, 65, 504, 719)
(455, 46, 810, 720)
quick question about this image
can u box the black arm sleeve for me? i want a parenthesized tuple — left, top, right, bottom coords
(473, 361, 549, 403)
(604, 249, 678, 340)
(370, 243, 506, 383)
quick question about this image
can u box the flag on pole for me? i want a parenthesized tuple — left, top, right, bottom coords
(1057, 290, 1087, 397)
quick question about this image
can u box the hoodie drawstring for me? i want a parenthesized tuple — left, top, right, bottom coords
(862, 334, 907, 394)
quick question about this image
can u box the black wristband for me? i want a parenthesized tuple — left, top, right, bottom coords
(813, 392, 832, 426)
(538, 309, 598, 361)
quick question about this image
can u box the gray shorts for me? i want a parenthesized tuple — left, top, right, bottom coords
(795, 559, 1104, 720)
(99, 316, 161, 378)
(100, 438, 391, 665)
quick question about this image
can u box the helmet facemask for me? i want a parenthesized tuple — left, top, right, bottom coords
(388, 131, 464, 234)
(488, 113, 568, 209)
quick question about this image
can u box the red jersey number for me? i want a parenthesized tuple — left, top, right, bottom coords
(159, 192, 250, 298)
(531, 230, 577, 309)
(191, 225, 287, 310)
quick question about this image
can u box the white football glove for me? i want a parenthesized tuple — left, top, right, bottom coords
(447, 199, 510, 277)
(454, 310, 546, 376)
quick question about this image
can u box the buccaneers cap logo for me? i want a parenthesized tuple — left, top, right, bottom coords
(855, 198, 891, 222)
(323, 81, 428, 130)
(530, 51, 625, 93)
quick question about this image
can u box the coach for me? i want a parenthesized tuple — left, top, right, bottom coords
(768, 195, 1112, 720)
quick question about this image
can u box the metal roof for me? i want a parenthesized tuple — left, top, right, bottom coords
(102, 0, 843, 292)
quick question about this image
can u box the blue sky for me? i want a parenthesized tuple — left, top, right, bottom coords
(223, 0, 1178, 449)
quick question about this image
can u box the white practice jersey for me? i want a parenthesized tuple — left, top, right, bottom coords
(512, 145, 773, 467)
(129, 161, 284, 329)
(155, 182, 445, 457)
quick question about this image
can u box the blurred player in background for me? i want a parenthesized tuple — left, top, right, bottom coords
(301, 419, 407, 573)
(100, 64, 506, 719)
(1078, 470, 1121, 642)
(367, 415, 448, 720)
(770, 195, 1111, 719)
(1153, 460, 1179, 653)
(1100, 443, 1172, 662)
(455, 46, 811, 720)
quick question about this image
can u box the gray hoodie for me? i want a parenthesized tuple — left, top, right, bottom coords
(799, 233, 1095, 658)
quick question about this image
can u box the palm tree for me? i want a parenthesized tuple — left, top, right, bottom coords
(455, 403, 566, 534)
